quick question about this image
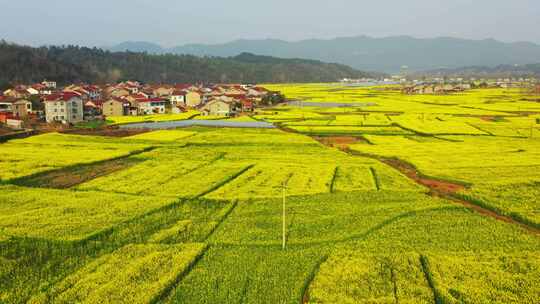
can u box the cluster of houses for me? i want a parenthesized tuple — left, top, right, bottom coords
(401, 83, 472, 95)
(0, 80, 272, 127)
(401, 78, 540, 95)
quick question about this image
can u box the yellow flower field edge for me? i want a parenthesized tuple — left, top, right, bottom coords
(420, 252, 540, 304)
(28, 243, 208, 304)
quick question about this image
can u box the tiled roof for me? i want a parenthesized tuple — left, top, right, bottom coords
(43, 92, 82, 102)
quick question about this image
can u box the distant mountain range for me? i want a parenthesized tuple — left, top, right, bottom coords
(106, 36, 540, 73)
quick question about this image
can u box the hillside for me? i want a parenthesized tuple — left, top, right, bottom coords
(0, 41, 375, 87)
(108, 36, 540, 73)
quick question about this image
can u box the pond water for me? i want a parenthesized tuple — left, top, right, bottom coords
(119, 119, 275, 129)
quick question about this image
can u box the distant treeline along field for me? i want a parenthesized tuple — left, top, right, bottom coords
(0, 41, 379, 89)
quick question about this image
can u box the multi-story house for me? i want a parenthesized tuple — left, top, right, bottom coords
(137, 98, 168, 115)
(44, 92, 84, 123)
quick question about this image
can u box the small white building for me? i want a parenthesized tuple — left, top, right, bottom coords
(137, 98, 168, 115)
(42, 80, 57, 89)
(170, 91, 185, 106)
(44, 93, 84, 124)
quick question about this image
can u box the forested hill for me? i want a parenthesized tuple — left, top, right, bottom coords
(0, 41, 376, 87)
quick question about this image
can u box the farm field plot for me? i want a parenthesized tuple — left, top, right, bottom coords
(391, 114, 489, 135)
(168, 245, 327, 304)
(424, 253, 540, 303)
(78, 129, 397, 200)
(206, 162, 336, 200)
(0, 185, 178, 241)
(126, 130, 195, 141)
(462, 116, 540, 137)
(185, 127, 317, 145)
(207, 191, 537, 248)
(0, 133, 151, 181)
(29, 243, 206, 304)
(308, 253, 432, 303)
(174, 189, 539, 303)
(0, 198, 229, 303)
(331, 113, 394, 126)
(285, 125, 412, 136)
(76, 148, 226, 197)
(349, 134, 540, 226)
(1, 85, 540, 303)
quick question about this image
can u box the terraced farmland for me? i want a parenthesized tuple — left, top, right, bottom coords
(1, 85, 539, 303)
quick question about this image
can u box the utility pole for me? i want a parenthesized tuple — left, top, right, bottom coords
(282, 182, 287, 250)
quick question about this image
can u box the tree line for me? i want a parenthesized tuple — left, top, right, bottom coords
(0, 41, 375, 89)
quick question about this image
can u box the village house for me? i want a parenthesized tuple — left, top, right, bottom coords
(153, 86, 174, 97)
(169, 90, 185, 105)
(42, 80, 57, 89)
(185, 90, 202, 108)
(214, 85, 247, 96)
(3, 86, 29, 99)
(44, 92, 84, 124)
(402, 83, 466, 95)
(433, 85, 444, 94)
(120, 81, 141, 94)
(137, 98, 168, 115)
(200, 99, 235, 116)
(102, 98, 129, 116)
(169, 90, 186, 113)
(0, 97, 12, 113)
(31, 83, 53, 95)
(247, 87, 268, 101)
(239, 99, 254, 112)
(0, 98, 32, 118)
(84, 100, 103, 118)
(109, 88, 130, 98)
(82, 85, 102, 100)
(11, 100, 33, 118)
(26, 87, 40, 96)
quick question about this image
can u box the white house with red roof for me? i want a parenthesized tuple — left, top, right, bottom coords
(137, 98, 168, 115)
(169, 90, 186, 105)
(44, 92, 84, 123)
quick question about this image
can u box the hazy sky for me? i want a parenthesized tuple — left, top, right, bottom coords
(1, 0, 539, 47)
